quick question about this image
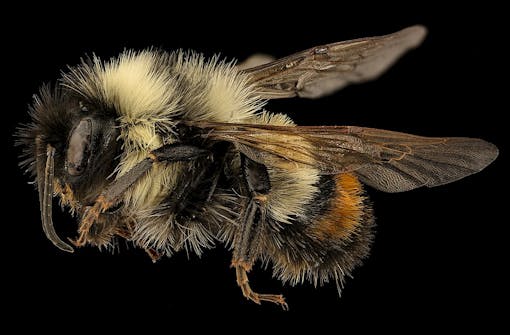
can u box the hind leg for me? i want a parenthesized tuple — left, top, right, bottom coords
(231, 155, 288, 309)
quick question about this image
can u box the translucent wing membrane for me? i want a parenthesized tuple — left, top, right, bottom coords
(193, 122, 498, 193)
(348, 129, 499, 192)
(242, 25, 427, 99)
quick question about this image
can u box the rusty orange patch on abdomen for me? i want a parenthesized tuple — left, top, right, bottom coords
(311, 173, 365, 240)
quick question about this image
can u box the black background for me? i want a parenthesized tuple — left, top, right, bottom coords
(3, 3, 506, 331)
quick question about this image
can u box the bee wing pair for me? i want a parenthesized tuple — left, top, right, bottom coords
(193, 123, 497, 192)
(190, 25, 498, 192)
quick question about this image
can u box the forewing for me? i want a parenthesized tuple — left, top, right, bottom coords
(242, 25, 427, 99)
(194, 122, 498, 193)
(346, 128, 499, 192)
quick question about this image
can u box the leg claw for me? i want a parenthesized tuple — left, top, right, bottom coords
(235, 265, 289, 310)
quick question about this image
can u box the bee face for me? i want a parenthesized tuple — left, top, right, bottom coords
(18, 88, 120, 207)
(17, 87, 123, 253)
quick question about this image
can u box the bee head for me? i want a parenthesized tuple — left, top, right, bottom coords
(17, 86, 120, 252)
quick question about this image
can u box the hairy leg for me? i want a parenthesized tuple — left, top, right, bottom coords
(73, 143, 210, 247)
(231, 154, 288, 309)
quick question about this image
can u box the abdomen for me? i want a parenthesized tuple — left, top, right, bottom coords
(262, 173, 375, 287)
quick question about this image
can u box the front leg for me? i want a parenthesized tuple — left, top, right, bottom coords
(73, 143, 210, 247)
(232, 155, 288, 310)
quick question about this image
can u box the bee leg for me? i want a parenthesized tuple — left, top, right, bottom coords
(74, 143, 211, 247)
(114, 221, 162, 262)
(168, 142, 230, 214)
(73, 158, 154, 246)
(231, 155, 288, 310)
(144, 248, 163, 263)
(235, 263, 288, 310)
(232, 200, 288, 310)
(204, 146, 230, 203)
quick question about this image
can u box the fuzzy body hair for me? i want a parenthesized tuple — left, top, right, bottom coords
(62, 50, 322, 230)
(21, 49, 373, 288)
(63, 50, 268, 212)
(19, 26, 499, 306)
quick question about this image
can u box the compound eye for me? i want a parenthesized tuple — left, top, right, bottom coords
(66, 119, 91, 176)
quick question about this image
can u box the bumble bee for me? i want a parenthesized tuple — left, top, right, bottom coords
(17, 25, 498, 309)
